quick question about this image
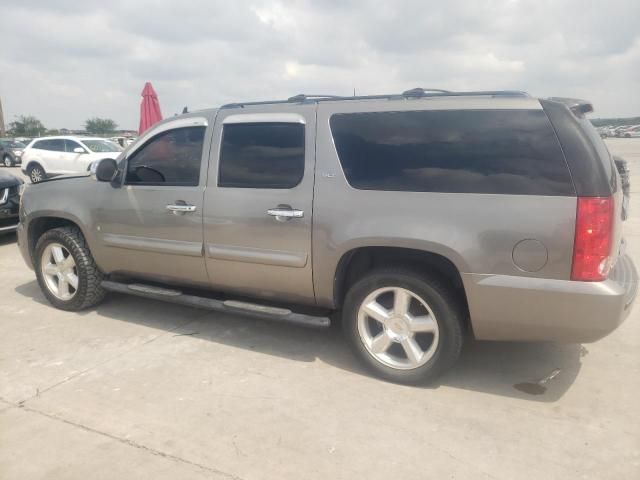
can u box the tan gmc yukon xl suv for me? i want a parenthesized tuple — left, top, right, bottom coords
(17, 89, 638, 384)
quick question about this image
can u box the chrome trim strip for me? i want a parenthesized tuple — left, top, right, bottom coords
(206, 243, 308, 268)
(103, 233, 203, 257)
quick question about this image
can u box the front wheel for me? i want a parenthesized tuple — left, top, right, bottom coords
(3, 155, 14, 167)
(27, 164, 45, 183)
(34, 226, 106, 311)
(342, 268, 464, 384)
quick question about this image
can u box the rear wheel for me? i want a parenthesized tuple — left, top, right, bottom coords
(27, 163, 45, 183)
(35, 226, 106, 311)
(342, 268, 464, 384)
(3, 155, 13, 167)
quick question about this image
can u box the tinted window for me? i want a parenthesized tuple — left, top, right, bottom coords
(330, 110, 574, 196)
(219, 123, 304, 189)
(64, 140, 84, 152)
(33, 139, 65, 152)
(125, 127, 205, 186)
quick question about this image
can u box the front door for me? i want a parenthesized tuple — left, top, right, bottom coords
(203, 105, 316, 304)
(44, 139, 68, 174)
(95, 117, 211, 285)
(64, 139, 90, 174)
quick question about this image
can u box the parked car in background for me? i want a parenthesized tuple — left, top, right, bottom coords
(17, 89, 638, 384)
(20, 136, 123, 183)
(614, 126, 629, 137)
(597, 126, 615, 138)
(0, 138, 27, 167)
(622, 126, 640, 138)
(0, 170, 23, 234)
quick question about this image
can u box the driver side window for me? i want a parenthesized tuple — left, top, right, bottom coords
(125, 126, 206, 186)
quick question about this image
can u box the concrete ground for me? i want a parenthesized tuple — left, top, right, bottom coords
(1, 139, 639, 479)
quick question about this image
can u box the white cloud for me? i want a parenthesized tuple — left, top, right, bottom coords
(0, 0, 638, 130)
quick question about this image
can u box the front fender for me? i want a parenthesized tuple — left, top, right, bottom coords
(20, 178, 106, 271)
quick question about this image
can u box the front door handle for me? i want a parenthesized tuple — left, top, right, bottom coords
(166, 203, 197, 214)
(267, 206, 304, 221)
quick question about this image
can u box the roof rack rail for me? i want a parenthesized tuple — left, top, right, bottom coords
(402, 88, 452, 97)
(402, 88, 529, 98)
(221, 89, 530, 109)
(287, 94, 343, 103)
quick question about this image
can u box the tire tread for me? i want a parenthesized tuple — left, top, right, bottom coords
(35, 226, 106, 311)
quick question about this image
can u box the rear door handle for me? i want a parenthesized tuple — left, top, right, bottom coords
(267, 207, 304, 221)
(166, 203, 197, 214)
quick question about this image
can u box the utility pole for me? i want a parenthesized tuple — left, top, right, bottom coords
(0, 96, 5, 137)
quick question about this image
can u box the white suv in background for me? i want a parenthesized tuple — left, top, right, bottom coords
(21, 136, 123, 183)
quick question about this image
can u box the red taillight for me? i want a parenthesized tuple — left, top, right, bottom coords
(571, 197, 614, 281)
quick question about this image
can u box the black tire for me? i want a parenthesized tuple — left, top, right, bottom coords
(3, 155, 13, 167)
(342, 268, 464, 384)
(34, 226, 106, 311)
(27, 163, 45, 183)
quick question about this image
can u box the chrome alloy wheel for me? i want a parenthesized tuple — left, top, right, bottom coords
(357, 287, 440, 370)
(30, 167, 43, 183)
(41, 243, 79, 301)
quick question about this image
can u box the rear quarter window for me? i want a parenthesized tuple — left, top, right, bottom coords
(330, 109, 575, 196)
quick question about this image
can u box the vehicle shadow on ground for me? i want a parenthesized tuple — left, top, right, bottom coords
(0, 232, 17, 246)
(15, 280, 583, 403)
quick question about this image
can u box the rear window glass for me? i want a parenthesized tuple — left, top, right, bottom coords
(330, 109, 574, 196)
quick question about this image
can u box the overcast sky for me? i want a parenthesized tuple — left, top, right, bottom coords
(1, 0, 638, 130)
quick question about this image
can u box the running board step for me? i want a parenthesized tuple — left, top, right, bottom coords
(101, 280, 330, 328)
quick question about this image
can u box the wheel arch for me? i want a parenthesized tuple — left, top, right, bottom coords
(27, 215, 89, 265)
(332, 246, 469, 325)
(24, 160, 45, 173)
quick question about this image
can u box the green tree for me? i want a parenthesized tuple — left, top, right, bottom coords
(85, 117, 118, 134)
(8, 115, 46, 137)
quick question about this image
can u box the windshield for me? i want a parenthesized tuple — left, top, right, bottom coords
(0, 140, 26, 149)
(81, 139, 123, 153)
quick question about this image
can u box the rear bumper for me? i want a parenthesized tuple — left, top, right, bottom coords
(463, 253, 638, 343)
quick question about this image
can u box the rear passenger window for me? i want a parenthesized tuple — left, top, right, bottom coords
(219, 123, 304, 189)
(33, 139, 65, 152)
(330, 110, 574, 196)
(125, 127, 205, 186)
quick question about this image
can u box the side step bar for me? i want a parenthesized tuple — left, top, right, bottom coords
(101, 280, 330, 328)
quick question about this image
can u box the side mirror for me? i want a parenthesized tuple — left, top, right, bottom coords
(73, 147, 86, 154)
(93, 158, 118, 182)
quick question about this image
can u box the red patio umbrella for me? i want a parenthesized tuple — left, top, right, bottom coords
(138, 82, 163, 135)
